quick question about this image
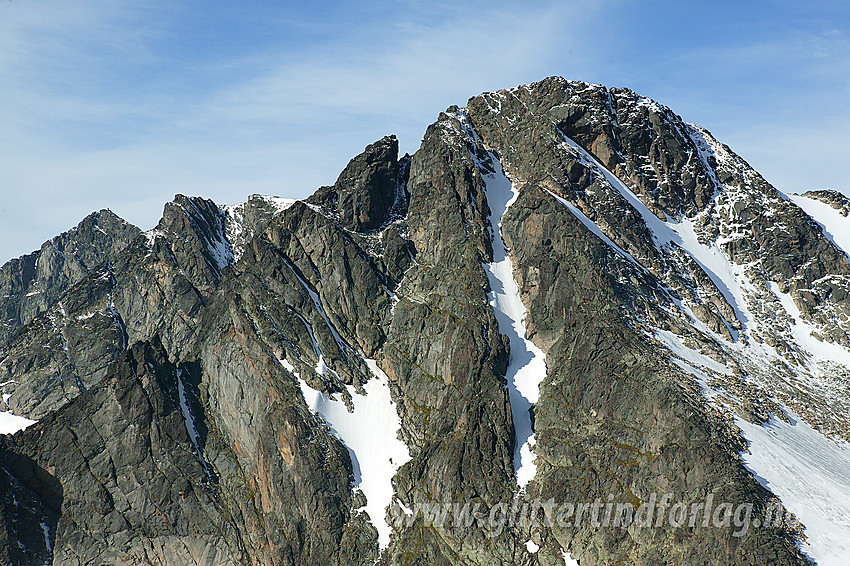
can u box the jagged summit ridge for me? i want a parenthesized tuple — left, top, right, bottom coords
(1, 77, 848, 565)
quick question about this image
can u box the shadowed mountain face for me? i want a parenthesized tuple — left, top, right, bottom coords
(3, 78, 848, 565)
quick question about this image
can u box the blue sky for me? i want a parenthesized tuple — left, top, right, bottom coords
(1, 0, 848, 263)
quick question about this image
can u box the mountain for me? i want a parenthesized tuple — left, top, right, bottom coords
(1, 77, 848, 566)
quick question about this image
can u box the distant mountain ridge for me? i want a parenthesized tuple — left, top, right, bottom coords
(1, 77, 848, 565)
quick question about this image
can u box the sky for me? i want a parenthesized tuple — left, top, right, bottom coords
(1, 0, 849, 263)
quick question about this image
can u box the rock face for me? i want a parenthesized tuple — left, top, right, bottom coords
(308, 135, 404, 232)
(0, 210, 140, 351)
(3, 78, 849, 565)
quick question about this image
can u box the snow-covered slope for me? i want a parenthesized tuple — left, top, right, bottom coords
(655, 324, 850, 565)
(788, 193, 850, 259)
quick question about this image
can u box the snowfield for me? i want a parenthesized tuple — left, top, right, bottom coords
(0, 379, 36, 435)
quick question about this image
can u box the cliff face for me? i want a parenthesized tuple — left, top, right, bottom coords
(2, 78, 848, 565)
(0, 210, 141, 352)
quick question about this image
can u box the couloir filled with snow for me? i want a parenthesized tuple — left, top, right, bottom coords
(478, 151, 549, 490)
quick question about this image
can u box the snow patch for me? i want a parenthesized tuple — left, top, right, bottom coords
(206, 233, 234, 272)
(525, 540, 539, 553)
(737, 411, 850, 565)
(551, 105, 850, 566)
(561, 550, 580, 565)
(76, 310, 100, 321)
(298, 359, 410, 549)
(176, 368, 209, 472)
(0, 411, 36, 435)
(655, 329, 731, 376)
(143, 229, 162, 247)
(279, 357, 297, 376)
(224, 195, 298, 262)
(264, 196, 298, 213)
(769, 282, 850, 366)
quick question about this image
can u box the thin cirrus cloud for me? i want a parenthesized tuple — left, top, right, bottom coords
(1, 0, 848, 263)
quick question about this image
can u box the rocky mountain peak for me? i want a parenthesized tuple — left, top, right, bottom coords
(308, 135, 404, 231)
(1, 78, 848, 566)
(0, 209, 140, 352)
(152, 195, 234, 289)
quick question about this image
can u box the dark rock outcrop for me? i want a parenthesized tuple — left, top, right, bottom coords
(308, 136, 403, 232)
(800, 189, 850, 216)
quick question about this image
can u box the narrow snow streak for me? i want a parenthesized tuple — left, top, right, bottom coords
(292, 310, 338, 379)
(283, 258, 352, 362)
(480, 153, 548, 489)
(545, 189, 640, 267)
(297, 360, 410, 549)
(556, 126, 850, 564)
(176, 369, 208, 471)
(559, 131, 750, 334)
(655, 329, 731, 376)
(667, 217, 750, 335)
(40, 521, 52, 555)
(279, 357, 297, 375)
